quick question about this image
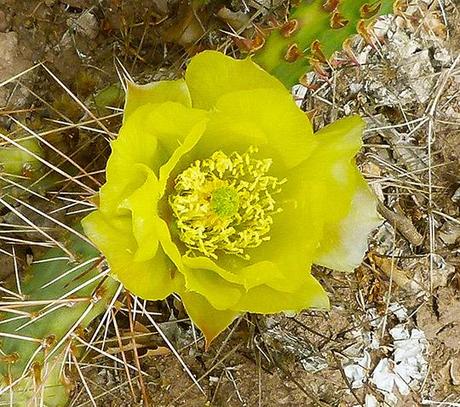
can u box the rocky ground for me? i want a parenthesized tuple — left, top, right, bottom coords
(0, 0, 459, 406)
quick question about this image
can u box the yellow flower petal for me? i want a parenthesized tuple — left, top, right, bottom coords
(181, 260, 243, 310)
(297, 115, 379, 270)
(158, 120, 208, 194)
(267, 115, 365, 264)
(185, 50, 286, 109)
(233, 273, 329, 314)
(314, 176, 382, 271)
(218, 115, 368, 294)
(121, 164, 160, 262)
(182, 255, 243, 285)
(124, 80, 191, 120)
(179, 290, 240, 349)
(82, 211, 176, 300)
(193, 89, 316, 171)
(219, 157, 326, 295)
(99, 102, 207, 214)
(296, 115, 364, 227)
(237, 261, 285, 291)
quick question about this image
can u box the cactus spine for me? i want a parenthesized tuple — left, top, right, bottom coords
(0, 233, 119, 406)
(253, 0, 396, 87)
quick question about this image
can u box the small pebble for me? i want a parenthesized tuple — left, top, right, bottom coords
(67, 12, 99, 40)
(452, 186, 460, 203)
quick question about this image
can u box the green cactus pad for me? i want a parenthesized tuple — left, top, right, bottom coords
(0, 138, 43, 177)
(0, 233, 119, 406)
(254, 0, 395, 87)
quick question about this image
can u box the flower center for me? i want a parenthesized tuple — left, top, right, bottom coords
(169, 146, 285, 260)
(211, 187, 240, 217)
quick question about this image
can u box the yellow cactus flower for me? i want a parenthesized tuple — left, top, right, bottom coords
(82, 51, 381, 346)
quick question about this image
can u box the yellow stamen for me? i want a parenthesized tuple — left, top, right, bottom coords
(169, 147, 285, 259)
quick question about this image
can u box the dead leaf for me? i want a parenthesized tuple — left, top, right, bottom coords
(142, 346, 171, 358)
(217, 7, 250, 30)
(370, 252, 412, 290)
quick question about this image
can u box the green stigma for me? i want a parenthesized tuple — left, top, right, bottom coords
(169, 147, 285, 260)
(211, 187, 239, 217)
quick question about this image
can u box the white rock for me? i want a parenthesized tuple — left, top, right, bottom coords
(372, 326, 428, 397)
(365, 394, 379, 407)
(389, 303, 409, 322)
(372, 358, 395, 393)
(344, 351, 371, 389)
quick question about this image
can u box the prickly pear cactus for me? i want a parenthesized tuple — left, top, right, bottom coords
(0, 135, 49, 211)
(0, 233, 119, 406)
(0, 138, 42, 177)
(254, 0, 396, 87)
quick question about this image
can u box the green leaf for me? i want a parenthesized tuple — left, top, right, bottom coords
(0, 138, 43, 175)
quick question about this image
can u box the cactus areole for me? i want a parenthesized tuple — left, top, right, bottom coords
(0, 235, 118, 406)
(253, 0, 396, 87)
